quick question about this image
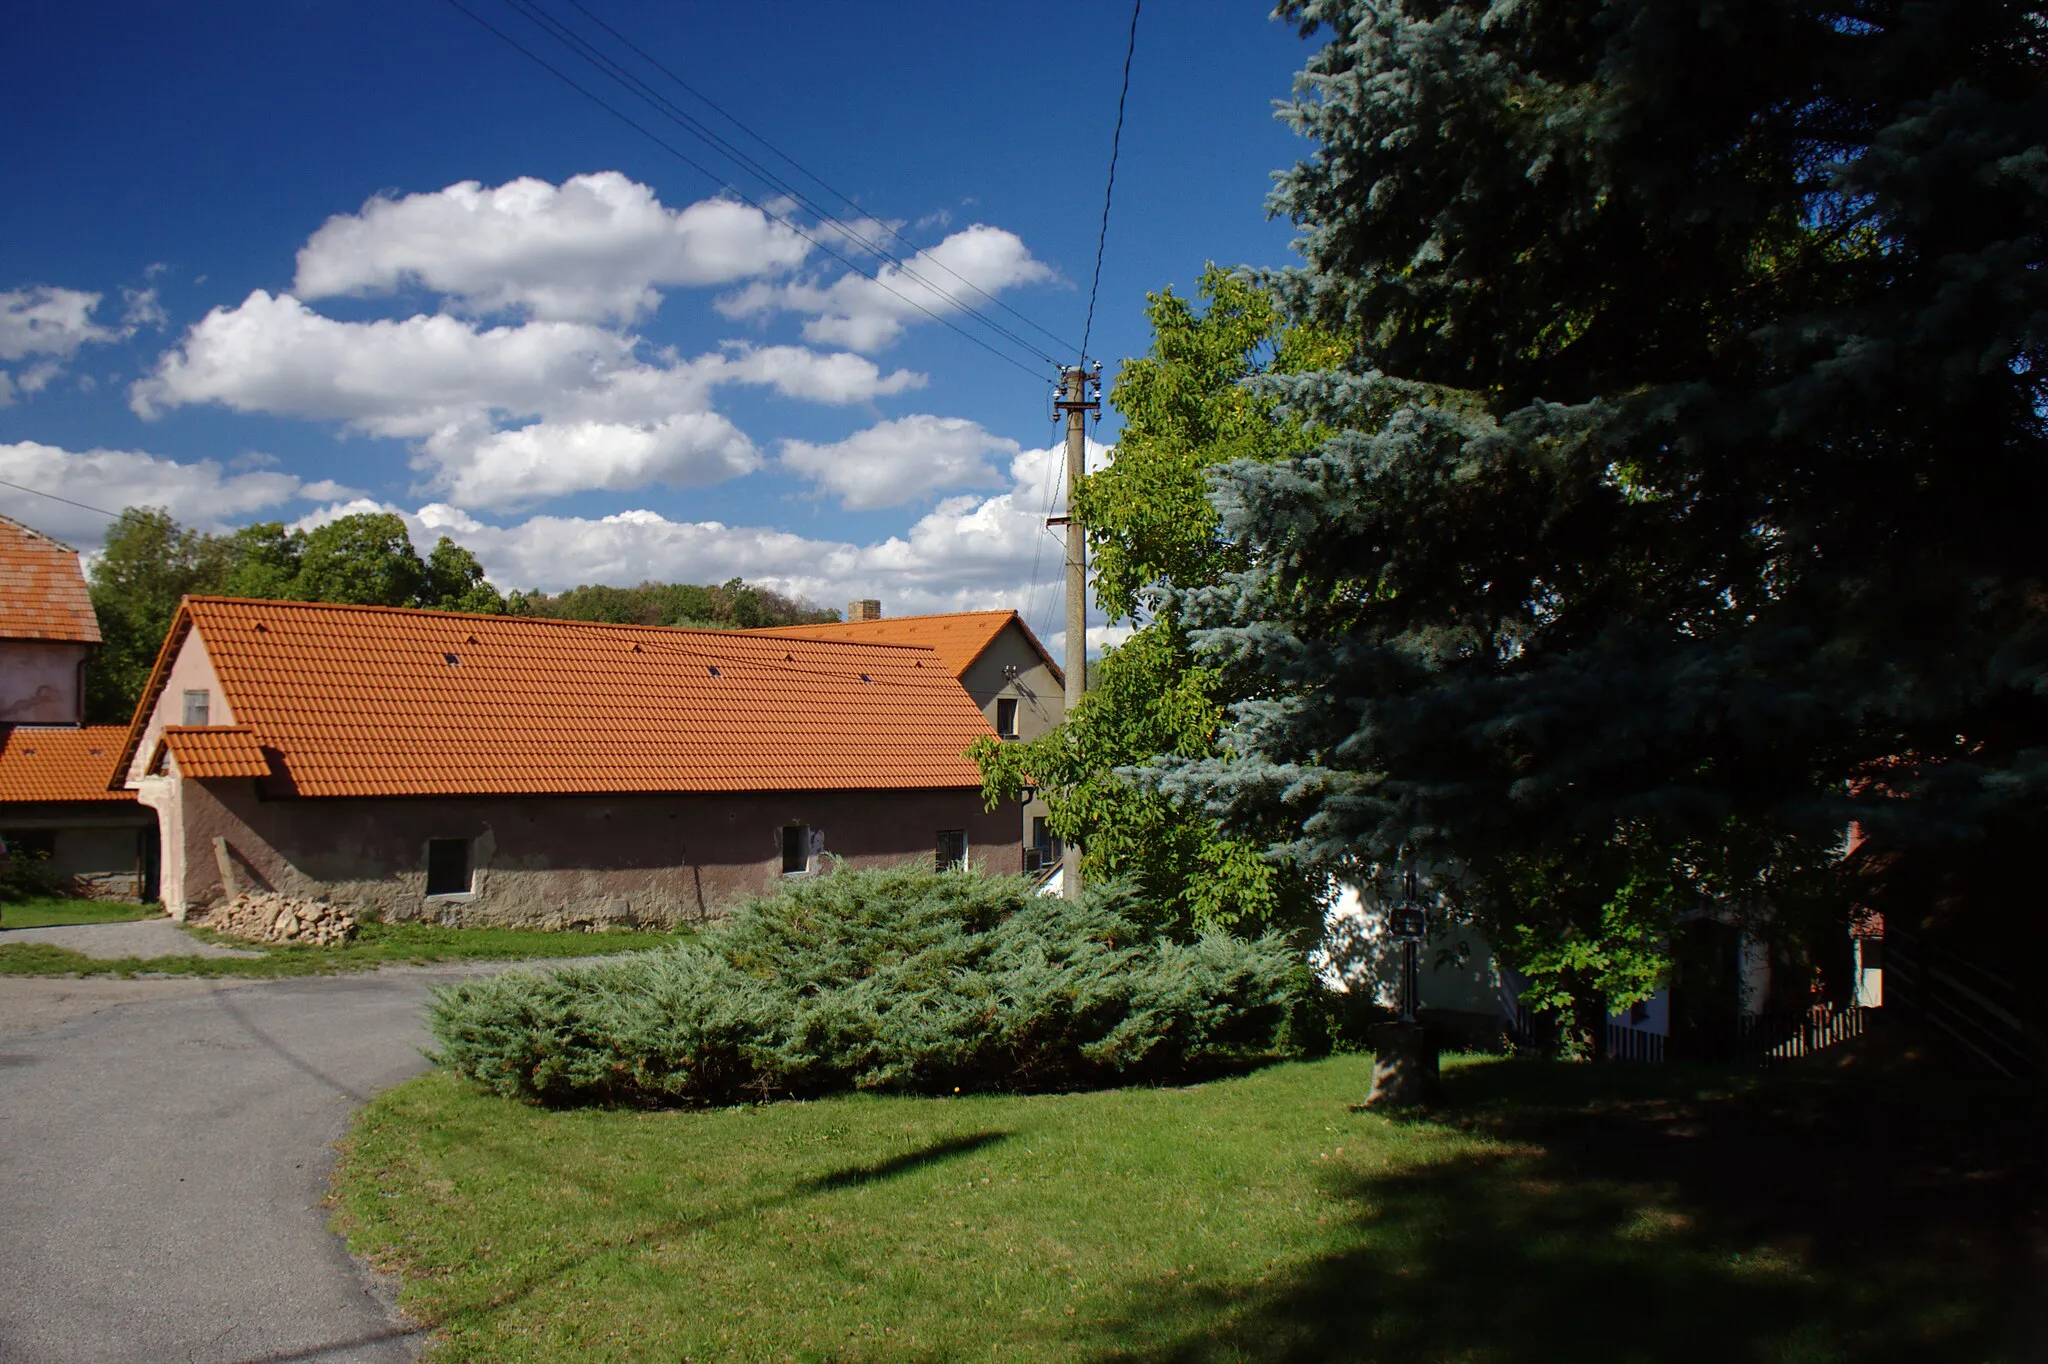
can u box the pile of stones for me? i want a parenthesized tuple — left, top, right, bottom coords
(202, 891, 358, 947)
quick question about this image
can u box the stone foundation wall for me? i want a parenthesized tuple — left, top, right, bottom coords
(157, 778, 1022, 927)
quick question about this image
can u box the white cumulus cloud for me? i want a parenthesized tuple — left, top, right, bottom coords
(423, 413, 759, 507)
(293, 173, 811, 323)
(780, 414, 1015, 510)
(295, 433, 1115, 664)
(132, 291, 924, 509)
(0, 440, 317, 546)
(719, 224, 1057, 351)
(1, 286, 129, 406)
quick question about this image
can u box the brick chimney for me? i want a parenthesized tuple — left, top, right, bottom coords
(846, 599, 882, 622)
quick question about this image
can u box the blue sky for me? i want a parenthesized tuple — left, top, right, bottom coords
(0, 1, 1316, 656)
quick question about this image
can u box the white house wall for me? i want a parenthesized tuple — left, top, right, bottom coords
(1315, 882, 1504, 1017)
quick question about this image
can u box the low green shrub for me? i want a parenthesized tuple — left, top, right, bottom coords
(428, 865, 1303, 1106)
(0, 849, 57, 904)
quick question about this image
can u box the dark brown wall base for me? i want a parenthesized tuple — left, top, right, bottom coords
(164, 779, 1022, 928)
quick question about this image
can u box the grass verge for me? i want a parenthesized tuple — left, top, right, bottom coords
(0, 919, 683, 978)
(335, 1044, 2037, 1362)
(0, 896, 162, 929)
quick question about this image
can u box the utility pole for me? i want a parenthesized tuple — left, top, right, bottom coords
(1053, 362, 1099, 901)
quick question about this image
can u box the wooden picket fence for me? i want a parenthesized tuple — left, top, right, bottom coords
(1595, 1002, 1867, 1066)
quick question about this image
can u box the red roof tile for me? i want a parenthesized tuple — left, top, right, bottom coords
(120, 598, 998, 798)
(0, 726, 137, 804)
(153, 726, 271, 779)
(750, 610, 1061, 682)
(0, 515, 99, 644)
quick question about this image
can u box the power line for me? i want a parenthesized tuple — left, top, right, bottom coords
(503, 0, 1066, 368)
(559, 0, 1082, 362)
(0, 476, 122, 519)
(1082, 0, 1141, 365)
(440, 0, 1056, 385)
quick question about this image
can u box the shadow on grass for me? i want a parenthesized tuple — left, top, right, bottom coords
(803, 1130, 1011, 1190)
(1095, 1056, 2040, 1364)
(407, 1125, 1013, 1333)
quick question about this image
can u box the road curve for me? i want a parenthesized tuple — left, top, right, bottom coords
(0, 966, 530, 1363)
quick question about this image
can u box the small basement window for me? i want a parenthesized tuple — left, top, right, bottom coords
(182, 689, 211, 726)
(936, 829, 968, 872)
(995, 697, 1019, 738)
(425, 838, 473, 896)
(781, 824, 811, 875)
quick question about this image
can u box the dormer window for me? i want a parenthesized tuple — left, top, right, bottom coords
(182, 689, 210, 726)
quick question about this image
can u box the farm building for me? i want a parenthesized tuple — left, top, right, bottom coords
(119, 596, 1016, 926)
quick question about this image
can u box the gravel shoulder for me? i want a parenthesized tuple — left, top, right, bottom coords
(0, 917, 264, 961)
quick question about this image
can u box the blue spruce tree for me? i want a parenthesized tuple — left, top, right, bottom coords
(1154, 1, 2048, 1037)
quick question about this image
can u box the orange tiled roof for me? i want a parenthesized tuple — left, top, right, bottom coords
(0, 725, 137, 804)
(152, 726, 271, 779)
(119, 598, 998, 798)
(0, 515, 100, 644)
(750, 610, 1061, 683)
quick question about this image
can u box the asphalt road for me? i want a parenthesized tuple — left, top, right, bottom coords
(0, 965, 516, 1363)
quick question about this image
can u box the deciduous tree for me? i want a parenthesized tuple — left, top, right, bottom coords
(84, 509, 509, 720)
(976, 270, 1337, 935)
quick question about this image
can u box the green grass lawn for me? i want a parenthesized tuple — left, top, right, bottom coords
(0, 896, 163, 929)
(335, 1045, 2038, 1363)
(0, 918, 683, 978)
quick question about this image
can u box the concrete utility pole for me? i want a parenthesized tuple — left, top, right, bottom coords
(1053, 363, 1099, 901)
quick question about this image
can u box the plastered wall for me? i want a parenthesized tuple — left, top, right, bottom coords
(155, 780, 1021, 927)
(0, 641, 87, 724)
(960, 625, 1064, 867)
(124, 628, 233, 784)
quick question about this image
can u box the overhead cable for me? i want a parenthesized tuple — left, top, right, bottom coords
(503, 0, 1066, 368)
(561, 0, 1082, 362)
(0, 476, 123, 519)
(1082, 0, 1142, 365)
(440, 0, 1054, 384)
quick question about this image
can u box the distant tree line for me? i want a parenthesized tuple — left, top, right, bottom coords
(84, 507, 834, 723)
(508, 580, 838, 632)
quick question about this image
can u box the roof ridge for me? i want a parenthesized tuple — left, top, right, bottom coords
(0, 512, 81, 555)
(760, 609, 1020, 626)
(183, 596, 944, 650)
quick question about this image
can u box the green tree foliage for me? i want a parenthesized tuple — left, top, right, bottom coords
(509, 576, 836, 629)
(84, 508, 508, 721)
(1153, 2, 2048, 1024)
(1079, 267, 1345, 621)
(290, 513, 428, 606)
(421, 536, 505, 615)
(975, 270, 1336, 935)
(427, 865, 1306, 1106)
(85, 509, 233, 723)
